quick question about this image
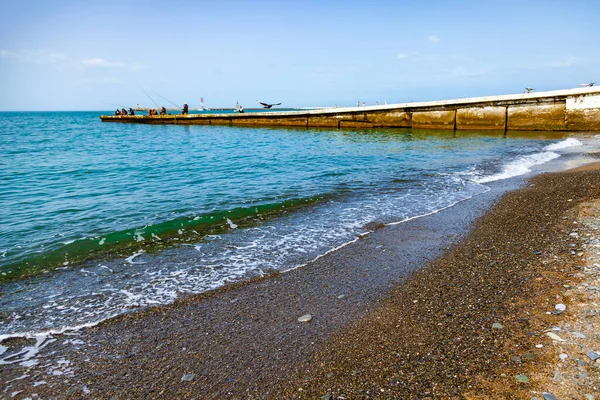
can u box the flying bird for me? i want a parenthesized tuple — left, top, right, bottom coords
(525, 87, 535, 94)
(580, 81, 595, 87)
(257, 101, 282, 109)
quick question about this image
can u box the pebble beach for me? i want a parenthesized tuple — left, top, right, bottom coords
(2, 163, 600, 399)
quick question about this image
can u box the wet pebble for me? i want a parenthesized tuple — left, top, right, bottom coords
(543, 392, 558, 400)
(545, 332, 565, 342)
(586, 351, 600, 361)
(298, 314, 313, 323)
(181, 373, 195, 382)
(492, 322, 503, 329)
(515, 374, 530, 383)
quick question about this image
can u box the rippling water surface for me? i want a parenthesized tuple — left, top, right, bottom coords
(0, 111, 596, 340)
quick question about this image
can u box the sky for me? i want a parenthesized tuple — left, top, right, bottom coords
(0, 0, 598, 111)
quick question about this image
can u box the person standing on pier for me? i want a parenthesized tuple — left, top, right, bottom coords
(182, 102, 189, 115)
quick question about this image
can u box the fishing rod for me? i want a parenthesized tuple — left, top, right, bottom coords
(150, 91, 182, 109)
(104, 102, 129, 109)
(136, 84, 160, 109)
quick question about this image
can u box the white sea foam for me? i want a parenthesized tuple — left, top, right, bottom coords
(475, 151, 560, 183)
(125, 251, 145, 264)
(0, 174, 490, 367)
(544, 138, 582, 151)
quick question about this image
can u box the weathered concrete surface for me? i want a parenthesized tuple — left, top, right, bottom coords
(565, 93, 600, 131)
(101, 87, 600, 132)
(308, 115, 339, 128)
(507, 103, 566, 131)
(412, 110, 455, 130)
(567, 109, 600, 131)
(456, 106, 506, 130)
(232, 117, 308, 127)
(366, 110, 412, 127)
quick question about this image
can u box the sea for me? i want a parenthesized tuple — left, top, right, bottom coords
(1, 111, 599, 365)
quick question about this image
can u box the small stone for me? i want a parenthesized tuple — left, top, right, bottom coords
(559, 353, 568, 361)
(327, 372, 334, 378)
(515, 374, 530, 383)
(510, 355, 521, 363)
(298, 314, 312, 323)
(321, 394, 333, 400)
(181, 373, 195, 382)
(337, 294, 346, 299)
(543, 393, 558, 400)
(555, 303, 566, 312)
(584, 394, 595, 400)
(563, 284, 571, 288)
(522, 352, 535, 360)
(545, 332, 566, 342)
(492, 322, 504, 329)
(571, 332, 586, 339)
(586, 351, 600, 361)
(536, 344, 544, 348)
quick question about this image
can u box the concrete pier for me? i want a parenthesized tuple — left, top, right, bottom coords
(101, 87, 600, 132)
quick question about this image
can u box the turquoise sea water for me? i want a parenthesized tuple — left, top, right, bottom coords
(0, 111, 597, 342)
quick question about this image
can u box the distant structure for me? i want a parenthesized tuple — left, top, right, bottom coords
(257, 101, 282, 109)
(580, 81, 596, 87)
(200, 97, 205, 110)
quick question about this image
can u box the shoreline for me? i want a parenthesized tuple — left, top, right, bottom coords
(2, 164, 600, 398)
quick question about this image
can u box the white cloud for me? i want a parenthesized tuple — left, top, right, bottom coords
(397, 51, 419, 60)
(428, 35, 440, 43)
(0, 49, 68, 64)
(81, 58, 146, 70)
(81, 58, 127, 68)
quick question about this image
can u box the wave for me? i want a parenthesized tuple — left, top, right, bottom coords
(544, 138, 582, 151)
(474, 151, 560, 183)
(474, 138, 583, 184)
(0, 196, 327, 282)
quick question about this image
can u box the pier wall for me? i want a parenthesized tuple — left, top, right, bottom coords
(101, 88, 600, 132)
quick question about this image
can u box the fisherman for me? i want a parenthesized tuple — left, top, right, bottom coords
(121, 108, 128, 116)
(182, 102, 189, 115)
(115, 108, 121, 115)
(129, 108, 135, 116)
(160, 106, 167, 115)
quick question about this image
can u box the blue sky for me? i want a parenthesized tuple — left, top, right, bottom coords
(0, 0, 598, 110)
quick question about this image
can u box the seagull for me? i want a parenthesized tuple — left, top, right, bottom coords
(257, 101, 282, 109)
(579, 81, 595, 87)
(525, 87, 535, 94)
